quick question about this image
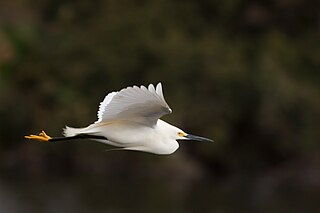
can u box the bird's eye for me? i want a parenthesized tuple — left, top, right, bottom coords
(178, 132, 185, 137)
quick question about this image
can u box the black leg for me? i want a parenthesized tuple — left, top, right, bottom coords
(49, 134, 108, 142)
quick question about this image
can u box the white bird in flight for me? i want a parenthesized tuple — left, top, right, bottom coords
(25, 83, 213, 155)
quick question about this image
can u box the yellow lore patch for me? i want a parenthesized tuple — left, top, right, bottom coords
(178, 132, 186, 137)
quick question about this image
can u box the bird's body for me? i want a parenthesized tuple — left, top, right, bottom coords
(25, 83, 212, 155)
(64, 119, 180, 154)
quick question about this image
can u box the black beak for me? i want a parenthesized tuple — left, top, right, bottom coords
(185, 134, 214, 142)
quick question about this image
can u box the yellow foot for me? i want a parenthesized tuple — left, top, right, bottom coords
(25, 130, 52, 142)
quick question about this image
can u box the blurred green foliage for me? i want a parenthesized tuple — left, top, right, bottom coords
(0, 0, 319, 212)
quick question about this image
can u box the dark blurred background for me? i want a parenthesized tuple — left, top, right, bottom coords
(0, 0, 319, 212)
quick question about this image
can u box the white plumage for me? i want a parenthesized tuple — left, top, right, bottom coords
(96, 83, 171, 126)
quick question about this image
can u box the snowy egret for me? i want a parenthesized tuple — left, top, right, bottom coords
(25, 83, 213, 155)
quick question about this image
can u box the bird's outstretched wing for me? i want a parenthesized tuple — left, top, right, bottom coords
(95, 83, 172, 126)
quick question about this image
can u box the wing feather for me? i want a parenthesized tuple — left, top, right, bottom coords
(95, 91, 117, 123)
(95, 83, 171, 126)
(156, 83, 165, 101)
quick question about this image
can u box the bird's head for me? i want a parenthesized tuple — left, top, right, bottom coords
(158, 120, 213, 143)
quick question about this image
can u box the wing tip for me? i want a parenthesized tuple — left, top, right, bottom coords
(96, 91, 118, 123)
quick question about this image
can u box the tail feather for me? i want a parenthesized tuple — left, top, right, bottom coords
(63, 126, 87, 137)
